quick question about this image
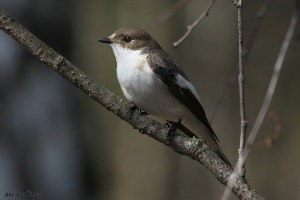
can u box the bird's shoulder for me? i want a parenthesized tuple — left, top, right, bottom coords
(145, 50, 187, 79)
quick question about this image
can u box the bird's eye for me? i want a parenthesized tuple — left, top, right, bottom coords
(124, 36, 132, 43)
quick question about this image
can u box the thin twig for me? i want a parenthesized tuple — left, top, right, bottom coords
(236, 0, 247, 178)
(0, 8, 265, 200)
(220, 2, 246, 200)
(245, 6, 299, 157)
(173, 0, 216, 47)
(156, 0, 191, 24)
(210, 0, 272, 123)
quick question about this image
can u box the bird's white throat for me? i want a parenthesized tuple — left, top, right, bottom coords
(110, 44, 146, 69)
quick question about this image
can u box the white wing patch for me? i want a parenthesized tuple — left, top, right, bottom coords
(175, 74, 200, 101)
(111, 44, 145, 69)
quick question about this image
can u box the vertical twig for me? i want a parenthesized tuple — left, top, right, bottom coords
(236, 0, 247, 178)
(220, 1, 246, 200)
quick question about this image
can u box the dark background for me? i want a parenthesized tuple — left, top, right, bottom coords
(0, 0, 299, 199)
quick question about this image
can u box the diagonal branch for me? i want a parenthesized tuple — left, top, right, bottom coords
(173, 0, 216, 47)
(155, 0, 191, 24)
(0, 8, 265, 200)
(245, 3, 299, 157)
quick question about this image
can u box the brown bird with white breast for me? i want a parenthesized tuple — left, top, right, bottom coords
(99, 28, 231, 166)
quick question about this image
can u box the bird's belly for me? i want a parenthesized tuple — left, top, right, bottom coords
(134, 84, 186, 121)
(117, 65, 185, 121)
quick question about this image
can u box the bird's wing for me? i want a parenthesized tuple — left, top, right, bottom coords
(146, 53, 219, 142)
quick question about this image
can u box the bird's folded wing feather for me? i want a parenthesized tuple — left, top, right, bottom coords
(146, 53, 219, 142)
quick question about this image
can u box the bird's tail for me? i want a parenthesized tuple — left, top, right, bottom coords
(215, 147, 232, 167)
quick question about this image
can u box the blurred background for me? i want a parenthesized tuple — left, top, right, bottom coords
(0, 0, 299, 199)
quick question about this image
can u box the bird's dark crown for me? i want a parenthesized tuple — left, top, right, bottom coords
(108, 28, 162, 51)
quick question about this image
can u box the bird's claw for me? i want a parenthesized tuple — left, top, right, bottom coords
(129, 102, 148, 119)
(166, 119, 182, 142)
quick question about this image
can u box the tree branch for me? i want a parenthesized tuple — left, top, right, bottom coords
(0, 8, 264, 200)
(173, 0, 216, 47)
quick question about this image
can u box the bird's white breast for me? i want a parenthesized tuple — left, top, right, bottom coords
(111, 44, 150, 100)
(110, 44, 187, 120)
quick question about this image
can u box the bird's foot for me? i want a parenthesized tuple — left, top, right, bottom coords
(166, 119, 182, 142)
(129, 102, 148, 119)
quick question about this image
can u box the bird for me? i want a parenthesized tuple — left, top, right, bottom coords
(99, 28, 231, 166)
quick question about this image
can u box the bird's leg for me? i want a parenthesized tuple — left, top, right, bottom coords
(166, 119, 182, 142)
(129, 102, 148, 119)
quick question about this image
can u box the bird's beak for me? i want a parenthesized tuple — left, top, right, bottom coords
(99, 37, 112, 44)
